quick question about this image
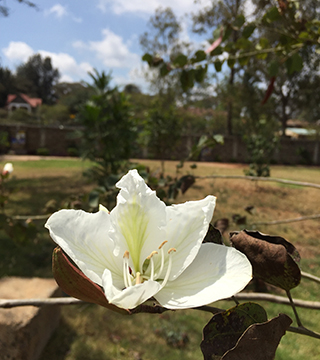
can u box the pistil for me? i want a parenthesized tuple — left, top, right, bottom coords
(123, 251, 132, 288)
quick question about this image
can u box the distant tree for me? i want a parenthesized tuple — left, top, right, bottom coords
(54, 82, 93, 115)
(0, 0, 37, 17)
(15, 54, 60, 104)
(123, 84, 141, 94)
(77, 69, 136, 179)
(0, 66, 16, 107)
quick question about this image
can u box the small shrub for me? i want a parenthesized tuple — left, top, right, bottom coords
(36, 147, 50, 156)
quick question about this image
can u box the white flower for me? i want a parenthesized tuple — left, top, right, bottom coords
(2, 163, 13, 175)
(45, 170, 252, 310)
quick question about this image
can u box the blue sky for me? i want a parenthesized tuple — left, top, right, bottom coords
(0, 0, 213, 90)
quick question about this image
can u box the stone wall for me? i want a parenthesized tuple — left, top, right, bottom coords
(0, 124, 319, 165)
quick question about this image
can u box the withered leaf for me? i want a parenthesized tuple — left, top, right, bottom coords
(214, 218, 229, 234)
(201, 302, 267, 359)
(203, 224, 223, 244)
(230, 230, 301, 291)
(222, 313, 292, 360)
(52, 247, 128, 314)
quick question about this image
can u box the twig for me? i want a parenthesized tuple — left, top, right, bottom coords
(286, 289, 303, 327)
(287, 326, 320, 340)
(11, 214, 51, 221)
(0, 297, 84, 308)
(250, 214, 320, 226)
(196, 175, 320, 190)
(232, 293, 320, 310)
(301, 271, 320, 284)
(2, 293, 320, 310)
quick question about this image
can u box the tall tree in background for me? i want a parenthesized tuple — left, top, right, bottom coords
(0, 66, 16, 107)
(77, 69, 135, 179)
(16, 54, 60, 104)
(192, 0, 246, 135)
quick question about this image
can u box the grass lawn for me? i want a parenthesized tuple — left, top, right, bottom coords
(0, 158, 320, 359)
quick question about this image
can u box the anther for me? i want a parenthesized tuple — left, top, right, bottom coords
(123, 251, 129, 259)
(147, 251, 158, 260)
(168, 248, 176, 254)
(158, 240, 168, 249)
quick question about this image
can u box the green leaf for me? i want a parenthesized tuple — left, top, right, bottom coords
(201, 302, 268, 359)
(214, 60, 223, 72)
(286, 53, 303, 74)
(142, 53, 153, 65)
(236, 37, 252, 50)
(259, 37, 270, 49)
(238, 55, 249, 66)
(210, 46, 223, 56)
(194, 65, 208, 83)
(232, 14, 245, 30)
(160, 63, 170, 77)
(191, 50, 206, 63)
(227, 58, 236, 68)
(242, 24, 256, 39)
(180, 69, 195, 90)
(268, 60, 279, 77)
(172, 53, 188, 67)
(223, 25, 232, 41)
(262, 6, 281, 23)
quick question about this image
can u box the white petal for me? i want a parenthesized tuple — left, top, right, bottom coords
(45, 209, 123, 287)
(165, 195, 216, 280)
(155, 243, 252, 309)
(102, 268, 161, 309)
(110, 169, 166, 273)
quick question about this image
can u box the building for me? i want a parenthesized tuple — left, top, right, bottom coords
(6, 94, 42, 113)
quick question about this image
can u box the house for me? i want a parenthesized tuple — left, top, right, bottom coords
(6, 94, 42, 113)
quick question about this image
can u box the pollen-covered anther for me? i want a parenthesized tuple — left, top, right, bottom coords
(147, 251, 158, 260)
(168, 247, 176, 254)
(158, 240, 168, 249)
(123, 250, 129, 259)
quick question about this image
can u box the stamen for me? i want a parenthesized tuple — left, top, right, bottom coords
(123, 251, 131, 288)
(158, 240, 168, 249)
(155, 241, 168, 280)
(136, 272, 141, 285)
(147, 251, 158, 259)
(161, 248, 176, 289)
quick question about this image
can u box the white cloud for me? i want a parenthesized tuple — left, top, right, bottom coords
(75, 28, 140, 68)
(39, 50, 93, 80)
(97, 0, 211, 16)
(2, 41, 34, 63)
(45, 4, 68, 18)
(44, 3, 82, 22)
(2, 41, 93, 82)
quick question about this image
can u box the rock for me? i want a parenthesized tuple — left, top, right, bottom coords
(0, 277, 62, 360)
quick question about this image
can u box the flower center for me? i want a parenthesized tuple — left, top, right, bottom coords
(122, 241, 176, 289)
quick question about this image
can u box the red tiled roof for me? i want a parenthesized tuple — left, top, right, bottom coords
(7, 94, 42, 107)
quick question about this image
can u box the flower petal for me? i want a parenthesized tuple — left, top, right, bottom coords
(109, 169, 166, 273)
(45, 209, 123, 287)
(155, 243, 252, 309)
(102, 268, 161, 309)
(165, 195, 216, 280)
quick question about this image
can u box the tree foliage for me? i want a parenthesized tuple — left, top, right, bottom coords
(16, 54, 60, 104)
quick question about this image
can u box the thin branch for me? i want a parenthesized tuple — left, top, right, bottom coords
(287, 326, 320, 340)
(0, 297, 84, 308)
(2, 293, 320, 310)
(232, 293, 320, 310)
(250, 214, 320, 226)
(196, 175, 320, 190)
(11, 214, 51, 221)
(301, 271, 320, 284)
(286, 290, 303, 327)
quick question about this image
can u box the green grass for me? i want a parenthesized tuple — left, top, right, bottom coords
(0, 158, 319, 359)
